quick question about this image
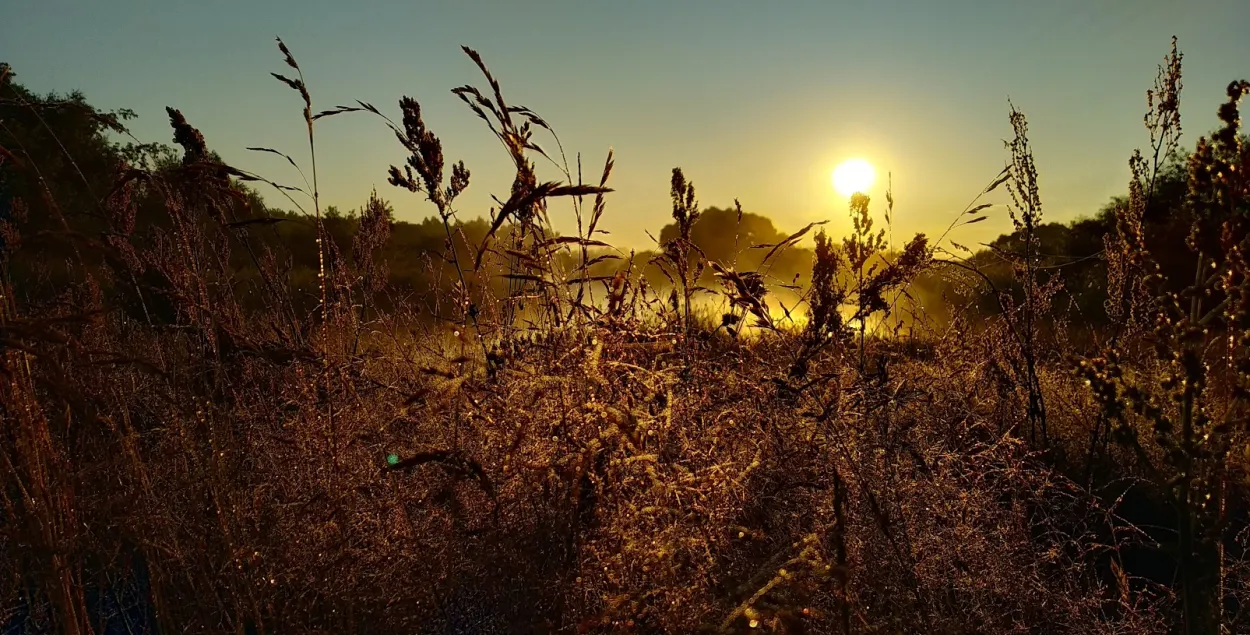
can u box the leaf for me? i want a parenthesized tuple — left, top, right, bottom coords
(499, 273, 553, 286)
(270, 72, 304, 93)
(578, 254, 622, 270)
(779, 301, 794, 321)
(985, 167, 1011, 193)
(964, 216, 988, 225)
(548, 184, 613, 198)
(245, 146, 300, 170)
(311, 105, 365, 121)
(472, 182, 613, 270)
(523, 140, 551, 161)
(537, 236, 612, 249)
(964, 202, 993, 215)
(472, 185, 554, 270)
(760, 221, 828, 264)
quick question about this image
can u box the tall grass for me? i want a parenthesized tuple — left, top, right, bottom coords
(1, 36, 1247, 635)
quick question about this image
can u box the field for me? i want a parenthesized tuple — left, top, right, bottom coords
(2, 37, 1249, 634)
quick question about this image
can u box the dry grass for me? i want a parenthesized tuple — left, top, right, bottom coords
(1, 36, 1248, 635)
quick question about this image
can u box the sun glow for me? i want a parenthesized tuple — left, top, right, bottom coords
(832, 158, 876, 197)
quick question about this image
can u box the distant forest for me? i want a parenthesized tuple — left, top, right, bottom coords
(0, 72, 1236, 338)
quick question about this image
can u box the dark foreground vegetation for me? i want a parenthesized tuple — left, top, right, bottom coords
(2, 37, 1249, 634)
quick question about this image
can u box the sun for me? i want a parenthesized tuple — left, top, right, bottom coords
(832, 158, 876, 197)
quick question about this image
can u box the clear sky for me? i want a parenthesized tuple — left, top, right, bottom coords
(5, 0, 1249, 248)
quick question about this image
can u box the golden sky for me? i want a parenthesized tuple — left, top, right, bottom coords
(7, 0, 1249, 248)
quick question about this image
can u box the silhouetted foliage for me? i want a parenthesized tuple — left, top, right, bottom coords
(2, 37, 1249, 635)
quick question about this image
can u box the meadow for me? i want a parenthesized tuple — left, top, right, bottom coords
(1, 37, 1248, 634)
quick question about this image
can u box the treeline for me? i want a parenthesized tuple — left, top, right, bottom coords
(0, 71, 1237, 334)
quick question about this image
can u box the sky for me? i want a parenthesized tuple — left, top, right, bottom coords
(5, 0, 1249, 249)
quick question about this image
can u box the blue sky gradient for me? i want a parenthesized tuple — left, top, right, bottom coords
(6, 0, 1249, 246)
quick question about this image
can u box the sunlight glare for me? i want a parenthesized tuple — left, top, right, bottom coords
(832, 158, 876, 197)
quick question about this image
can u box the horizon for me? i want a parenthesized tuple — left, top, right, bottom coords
(6, 4, 1250, 632)
(5, 0, 1249, 249)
